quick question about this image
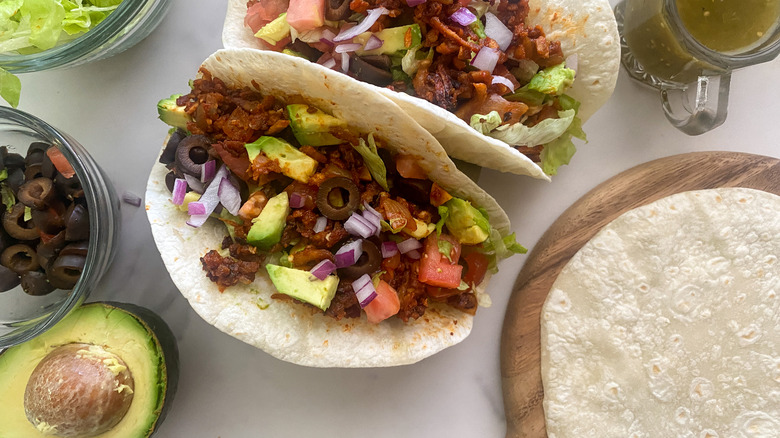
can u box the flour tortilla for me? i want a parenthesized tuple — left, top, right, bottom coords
(146, 48, 510, 368)
(222, 0, 619, 179)
(541, 188, 780, 437)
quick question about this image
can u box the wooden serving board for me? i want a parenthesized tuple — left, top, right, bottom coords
(500, 151, 780, 438)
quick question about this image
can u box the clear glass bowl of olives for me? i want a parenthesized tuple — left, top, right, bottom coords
(0, 107, 119, 349)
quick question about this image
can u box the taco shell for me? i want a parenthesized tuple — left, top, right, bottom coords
(146, 48, 510, 367)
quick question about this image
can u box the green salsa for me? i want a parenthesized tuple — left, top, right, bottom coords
(677, 0, 780, 53)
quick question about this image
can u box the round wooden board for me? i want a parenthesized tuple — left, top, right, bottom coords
(500, 151, 780, 438)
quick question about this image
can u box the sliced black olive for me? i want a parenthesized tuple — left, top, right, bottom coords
(65, 204, 89, 241)
(316, 177, 360, 220)
(360, 55, 393, 71)
(25, 150, 45, 167)
(392, 178, 433, 206)
(60, 241, 88, 257)
(36, 231, 67, 270)
(18, 177, 55, 210)
(338, 240, 381, 280)
(4, 152, 25, 170)
(175, 135, 211, 176)
(3, 203, 40, 240)
(1, 244, 39, 274)
(21, 270, 54, 296)
(349, 55, 394, 87)
(325, 0, 351, 20)
(31, 202, 67, 234)
(165, 170, 178, 193)
(47, 254, 85, 289)
(159, 129, 186, 165)
(0, 264, 19, 292)
(24, 162, 43, 180)
(288, 40, 323, 61)
(6, 168, 25, 193)
(55, 172, 83, 199)
(40, 147, 57, 179)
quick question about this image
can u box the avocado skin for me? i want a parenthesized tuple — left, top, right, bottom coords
(99, 302, 180, 437)
(0, 301, 180, 438)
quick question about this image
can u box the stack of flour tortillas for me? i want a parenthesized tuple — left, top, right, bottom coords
(541, 188, 780, 437)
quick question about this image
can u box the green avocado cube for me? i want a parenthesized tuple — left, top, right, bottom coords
(266, 264, 339, 311)
(526, 63, 575, 96)
(353, 24, 422, 56)
(157, 94, 190, 130)
(286, 104, 347, 147)
(444, 198, 490, 245)
(245, 136, 319, 183)
(255, 12, 290, 46)
(247, 192, 289, 250)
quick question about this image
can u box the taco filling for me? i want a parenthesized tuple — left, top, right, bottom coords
(157, 69, 525, 324)
(239, 0, 584, 170)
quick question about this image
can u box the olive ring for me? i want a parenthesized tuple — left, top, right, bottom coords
(337, 240, 381, 280)
(316, 177, 360, 221)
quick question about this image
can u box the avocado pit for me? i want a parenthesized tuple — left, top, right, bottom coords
(24, 343, 135, 437)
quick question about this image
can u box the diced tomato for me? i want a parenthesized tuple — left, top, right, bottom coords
(457, 0, 470, 6)
(245, 0, 290, 33)
(380, 197, 416, 232)
(46, 148, 75, 178)
(426, 284, 461, 300)
(364, 280, 401, 324)
(462, 251, 489, 287)
(394, 154, 427, 179)
(419, 234, 463, 289)
(429, 183, 452, 207)
(286, 0, 325, 32)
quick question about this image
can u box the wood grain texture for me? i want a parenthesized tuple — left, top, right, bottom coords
(500, 152, 780, 438)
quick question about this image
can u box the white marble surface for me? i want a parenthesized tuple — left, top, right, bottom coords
(13, 0, 780, 437)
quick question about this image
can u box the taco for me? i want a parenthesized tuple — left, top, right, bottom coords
(146, 48, 525, 367)
(222, 0, 619, 178)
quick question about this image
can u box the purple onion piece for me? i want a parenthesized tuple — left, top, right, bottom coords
(313, 216, 328, 233)
(341, 52, 350, 72)
(363, 35, 383, 51)
(333, 8, 389, 42)
(172, 178, 187, 205)
(310, 259, 337, 280)
(381, 241, 399, 258)
(450, 7, 476, 26)
(491, 75, 516, 90)
(188, 201, 207, 216)
(184, 173, 205, 194)
(289, 192, 305, 209)
(406, 249, 422, 260)
(484, 12, 513, 52)
(322, 58, 337, 69)
(122, 191, 143, 207)
(201, 159, 216, 183)
(352, 274, 377, 308)
(335, 239, 363, 267)
(335, 43, 362, 53)
(471, 46, 500, 74)
(344, 212, 375, 238)
(397, 237, 423, 254)
(187, 213, 210, 228)
(218, 177, 241, 216)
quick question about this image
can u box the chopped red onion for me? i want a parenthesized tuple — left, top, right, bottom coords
(335, 240, 363, 268)
(172, 178, 187, 205)
(188, 201, 207, 215)
(313, 216, 328, 233)
(405, 0, 426, 6)
(333, 8, 389, 42)
(381, 241, 399, 258)
(397, 237, 423, 254)
(344, 211, 376, 238)
(484, 12, 513, 51)
(360, 203, 382, 235)
(335, 43, 362, 53)
(471, 46, 500, 73)
(321, 28, 336, 42)
(218, 177, 241, 216)
(352, 274, 377, 308)
(185, 164, 230, 228)
(341, 52, 350, 72)
(322, 58, 337, 69)
(492, 75, 516, 90)
(565, 53, 578, 74)
(405, 249, 421, 260)
(450, 7, 476, 26)
(310, 259, 337, 280)
(289, 192, 305, 209)
(184, 173, 204, 194)
(320, 37, 335, 47)
(201, 159, 216, 182)
(363, 35, 383, 51)
(362, 201, 382, 222)
(122, 191, 142, 207)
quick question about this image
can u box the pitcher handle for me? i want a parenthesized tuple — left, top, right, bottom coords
(661, 73, 731, 136)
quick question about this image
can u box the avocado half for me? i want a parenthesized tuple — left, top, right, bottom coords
(0, 302, 179, 437)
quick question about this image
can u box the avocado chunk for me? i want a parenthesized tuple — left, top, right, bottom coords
(266, 264, 339, 311)
(526, 63, 576, 96)
(0, 302, 179, 438)
(286, 104, 347, 146)
(353, 24, 422, 56)
(245, 136, 318, 183)
(157, 94, 190, 130)
(255, 12, 291, 46)
(443, 198, 490, 245)
(247, 191, 290, 250)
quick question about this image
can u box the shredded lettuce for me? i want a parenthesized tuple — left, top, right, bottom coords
(472, 108, 576, 146)
(540, 113, 586, 175)
(353, 133, 389, 191)
(435, 204, 449, 235)
(437, 239, 454, 262)
(401, 43, 431, 77)
(1, 184, 14, 212)
(0, 68, 18, 107)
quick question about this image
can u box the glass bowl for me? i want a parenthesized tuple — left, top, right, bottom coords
(0, 107, 120, 349)
(0, 0, 171, 73)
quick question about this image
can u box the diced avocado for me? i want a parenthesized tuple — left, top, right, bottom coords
(247, 192, 289, 250)
(219, 208, 243, 240)
(266, 264, 339, 311)
(526, 63, 575, 96)
(0, 302, 178, 438)
(286, 104, 347, 146)
(157, 94, 190, 130)
(444, 198, 490, 245)
(404, 217, 435, 239)
(353, 24, 422, 56)
(282, 48, 306, 58)
(176, 191, 201, 212)
(255, 12, 290, 46)
(245, 136, 318, 183)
